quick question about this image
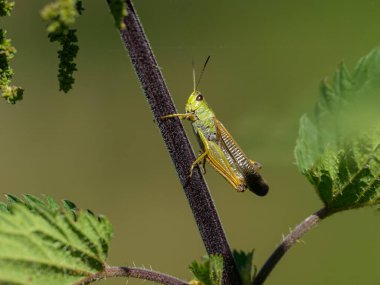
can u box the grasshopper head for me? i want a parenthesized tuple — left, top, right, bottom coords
(185, 90, 208, 113)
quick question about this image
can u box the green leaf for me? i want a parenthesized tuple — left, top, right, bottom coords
(0, 195, 113, 285)
(0, 202, 8, 213)
(209, 255, 223, 285)
(189, 255, 223, 285)
(190, 259, 209, 285)
(108, 0, 127, 30)
(63, 199, 78, 211)
(233, 250, 255, 285)
(295, 47, 380, 212)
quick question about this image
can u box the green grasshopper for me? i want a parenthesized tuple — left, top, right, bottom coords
(162, 58, 269, 196)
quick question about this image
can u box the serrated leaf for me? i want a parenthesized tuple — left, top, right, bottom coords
(46, 195, 61, 212)
(209, 255, 223, 285)
(0, 195, 113, 285)
(190, 259, 210, 285)
(295, 47, 380, 212)
(63, 199, 77, 211)
(233, 250, 254, 285)
(0, 202, 8, 213)
(189, 255, 223, 285)
(24, 194, 45, 207)
(6, 194, 22, 204)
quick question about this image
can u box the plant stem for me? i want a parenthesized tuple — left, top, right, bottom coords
(73, 266, 188, 285)
(107, 0, 242, 284)
(253, 207, 330, 285)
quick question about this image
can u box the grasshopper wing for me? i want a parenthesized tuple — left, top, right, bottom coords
(206, 140, 247, 192)
(214, 118, 269, 196)
(195, 126, 246, 192)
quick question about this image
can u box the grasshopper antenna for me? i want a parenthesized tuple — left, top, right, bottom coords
(192, 59, 196, 92)
(195, 56, 211, 90)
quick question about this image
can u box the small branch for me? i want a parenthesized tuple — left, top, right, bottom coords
(105, 0, 242, 284)
(253, 207, 330, 285)
(73, 265, 188, 285)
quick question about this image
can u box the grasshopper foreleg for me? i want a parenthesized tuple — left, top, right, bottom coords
(161, 113, 196, 121)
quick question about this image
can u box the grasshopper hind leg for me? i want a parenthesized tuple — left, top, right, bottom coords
(189, 150, 209, 177)
(198, 150, 207, 174)
(236, 184, 246, 192)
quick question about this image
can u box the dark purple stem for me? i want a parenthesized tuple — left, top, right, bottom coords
(253, 208, 330, 285)
(106, 0, 242, 284)
(73, 266, 187, 285)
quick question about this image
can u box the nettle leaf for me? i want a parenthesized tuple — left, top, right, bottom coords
(233, 250, 255, 285)
(295, 47, 380, 212)
(108, 0, 127, 30)
(0, 195, 113, 285)
(189, 255, 223, 285)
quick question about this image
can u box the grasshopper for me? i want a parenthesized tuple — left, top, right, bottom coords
(162, 58, 269, 196)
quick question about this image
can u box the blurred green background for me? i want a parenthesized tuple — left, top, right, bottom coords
(2, 0, 380, 284)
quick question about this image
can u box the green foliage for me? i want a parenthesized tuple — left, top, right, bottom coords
(108, 0, 127, 30)
(233, 250, 255, 285)
(0, 195, 113, 285)
(0, 0, 13, 16)
(41, 0, 84, 93)
(295, 47, 380, 212)
(189, 255, 223, 285)
(0, 8, 23, 104)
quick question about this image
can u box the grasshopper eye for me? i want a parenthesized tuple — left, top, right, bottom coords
(196, 94, 203, 101)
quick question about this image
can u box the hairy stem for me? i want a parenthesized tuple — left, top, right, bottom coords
(73, 266, 188, 285)
(253, 207, 330, 285)
(107, 0, 242, 284)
